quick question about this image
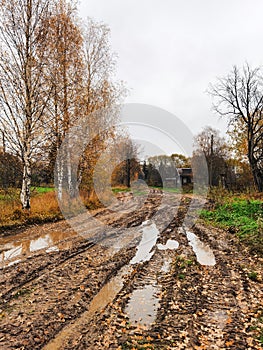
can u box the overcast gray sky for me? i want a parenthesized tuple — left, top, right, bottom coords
(79, 0, 263, 148)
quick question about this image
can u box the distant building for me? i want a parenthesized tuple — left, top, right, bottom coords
(177, 168, 193, 186)
(164, 177, 178, 187)
(164, 168, 193, 187)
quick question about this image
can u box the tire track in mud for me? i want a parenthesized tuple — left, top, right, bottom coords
(55, 204, 262, 350)
(0, 240, 95, 301)
(0, 246, 136, 350)
(42, 196, 192, 350)
(189, 225, 262, 350)
(0, 192, 173, 349)
(0, 192, 163, 303)
(1, 192, 261, 349)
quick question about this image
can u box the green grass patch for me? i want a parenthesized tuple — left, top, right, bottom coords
(200, 199, 263, 236)
(248, 271, 259, 282)
(172, 256, 195, 278)
(12, 288, 32, 299)
(161, 187, 181, 193)
(111, 187, 131, 194)
(31, 186, 55, 194)
(200, 198, 263, 255)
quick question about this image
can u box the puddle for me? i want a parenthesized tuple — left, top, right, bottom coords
(3, 245, 22, 261)
(182, 229, 216, 266)
(30, 235, 53, 252)
(129, 222, 159, 264)
(125, 284, 160, 328)
(157, 239, 179, 250)
(43, 265, 133, 350)
(0, 230, 77, 268)
(8, 259, 21, 266)
(46, 246, 59, 253)
(44, 221, 161, 349)
(87, 265, 131, 314)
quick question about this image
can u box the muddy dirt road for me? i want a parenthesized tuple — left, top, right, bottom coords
(0, 192, 262, 349)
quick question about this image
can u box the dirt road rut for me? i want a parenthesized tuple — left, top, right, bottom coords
(0, 192, 262, 349)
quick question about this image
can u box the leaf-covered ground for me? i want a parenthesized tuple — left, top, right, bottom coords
(0, 192, 262, 349)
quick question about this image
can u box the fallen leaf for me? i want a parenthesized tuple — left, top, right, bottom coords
(225, 340, 234, 347)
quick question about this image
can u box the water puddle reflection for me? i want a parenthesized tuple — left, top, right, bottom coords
(8, 259, 21, 267)
(87, 265, 132, 314)
(0, 230, 77, 268)
(44, 221, 161, 349)
(30, 235, 53, 252)
(130, 222, 159, 264)
(181, 228, 216, 266)
(3, 245, 22, 260)
(125, 284, 160, 328)
(207, 310, 228, 330)
(44, 265, 133, 350)
(157, 239, 179, 250)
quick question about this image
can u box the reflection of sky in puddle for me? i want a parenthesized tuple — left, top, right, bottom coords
(46, 246, 59, 253)
(8, 259, 21, 267)
(130, 222, 159, 264)
(4, 245, 22, 260)
(185, 230, 216, 266)
(88, 265, 131, 314)
(0, 229, 77, 267)
(30, 235, 53, 252)
(157, 239, 179, 250)
(125, 284, 160, 328)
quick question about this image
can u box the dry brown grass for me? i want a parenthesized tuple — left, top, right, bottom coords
(0, 188, 108, 230)
(0, 191, 62, 230)
(30, 191, 61, 218)
(0, 185, 131, 230)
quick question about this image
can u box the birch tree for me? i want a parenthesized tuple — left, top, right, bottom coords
(0, 0, 53, 208)
(77, 19, 124, 194)
(42, 0, 84, 199)
(44, 12, 122, 200)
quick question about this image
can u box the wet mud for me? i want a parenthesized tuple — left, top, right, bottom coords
(0, 191, 262, 349)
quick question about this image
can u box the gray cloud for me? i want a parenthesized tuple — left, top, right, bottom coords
(79, 0, 263, 140)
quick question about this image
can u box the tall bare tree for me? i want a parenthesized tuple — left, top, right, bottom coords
(194, 126, 229, 187)
(209, 64, 263, 192)
(0, 0, 53, 208)
(111, 138, 140, 188)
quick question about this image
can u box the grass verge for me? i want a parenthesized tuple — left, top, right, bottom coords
(200, 189, 263, 255)
(0, 186, 129, 232)
(0, 190, 62, 232)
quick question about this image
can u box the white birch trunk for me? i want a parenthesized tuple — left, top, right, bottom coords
(56, 156, 64, 202)
(20, 151, 31, 209)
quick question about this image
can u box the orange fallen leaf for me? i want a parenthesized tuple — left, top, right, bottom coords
(146, 336, 153, 341)
(142, 344, 153, 348)
(225, 340, 234, 347)
(226, 318, 232, 324)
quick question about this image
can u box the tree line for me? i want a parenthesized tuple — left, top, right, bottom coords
(142, 64, 263, 193)
(209, 64, 263, 192)
(0, 0, 262, 210)
(0, 0, 125, 208)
